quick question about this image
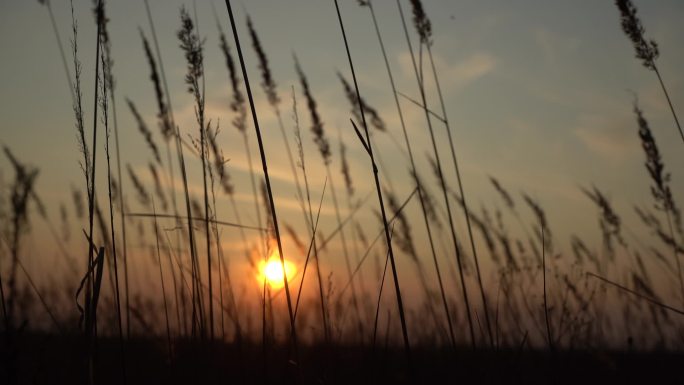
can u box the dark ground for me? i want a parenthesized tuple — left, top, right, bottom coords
(2, 332, 683, 384)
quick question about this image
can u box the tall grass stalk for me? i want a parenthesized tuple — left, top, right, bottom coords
(397, 0, 476, 347)
(333, 0, 411, 363)
(340, 133, 372, 327)
(293, 55, 333, 342)
(325, 160, 364, 338)
(425, 35, 494, 347)
(362, 0, 456, 348)
(83, 9, 104, 379)
(105, 23, 131, 345)
(144, 0, 183, 334)
(207, 122, 243, 343)
(372, 226, 393, 351)
(100, 37, 127, 382)
(224, 0, 299, 358)
(218, 12, 268, 352)
(142, 0, 204, 338)
(152, 200, 173, 360)
(291, 83, 330, 342)
(541, 222, 553, 350)
(293, 178, 328, 321)
(178, 6, 213, 340)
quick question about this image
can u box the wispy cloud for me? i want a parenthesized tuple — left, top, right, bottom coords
(573, 112, 638, 163)
(398, 50, 496, 91)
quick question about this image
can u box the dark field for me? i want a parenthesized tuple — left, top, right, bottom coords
(4, 333, 684, 384)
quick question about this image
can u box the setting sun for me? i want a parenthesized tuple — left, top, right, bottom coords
(257, 256, 296, 290)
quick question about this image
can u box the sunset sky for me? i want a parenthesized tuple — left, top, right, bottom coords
(2, 0, 684, 311)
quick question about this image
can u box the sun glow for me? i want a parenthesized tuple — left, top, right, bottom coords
(257, 256, 296, 290)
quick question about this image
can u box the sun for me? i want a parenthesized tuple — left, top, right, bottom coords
(257, 256, 296, 290)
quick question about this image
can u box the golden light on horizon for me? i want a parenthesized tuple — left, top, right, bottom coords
(257, 255, 296, 290)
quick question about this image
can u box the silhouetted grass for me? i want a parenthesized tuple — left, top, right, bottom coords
(4, 2, 684, 384)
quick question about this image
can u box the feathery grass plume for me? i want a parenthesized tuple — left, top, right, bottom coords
(140, 31, 173, 141)
(217, 24, 247, 133)
(295, 55, 330, 164)
(72, 186, 84, 219)
(635, 206, 684, 272)
(127, 164, 150, 206)
(582, 186, 625, 261)
(149, 163, 168, 212)
(127, 99, 161, 164)
(340, 139, 354, 198)
(178, 5, 214, 340)
(635, 252, 654, 288)
(247, 16, 279, 107)
(571, 236, 600, 271)
(523, 193, 553, 254)
(292, 86, 305, 172)
(615, 0, 683, 144)
(70, 2, 90, 193)
(385, 190, 415, 260)
(634, 101, 684, 305)
(178, 7, 204, 101)
(60, 203, 70, 241)
(468, 207, 501, 266)
(410, 0, 432, 46)
(615, 0, 658, 69)
(3, 147, 39, 328)
(207, 122, 233, 195)
(338, 72, 385, 131)
(411, 170, 441, 229)
(635, 104, 681, 231)
(490, 176, 514, 211)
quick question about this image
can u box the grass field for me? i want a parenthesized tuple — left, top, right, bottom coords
(1, 0, 684, 383)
